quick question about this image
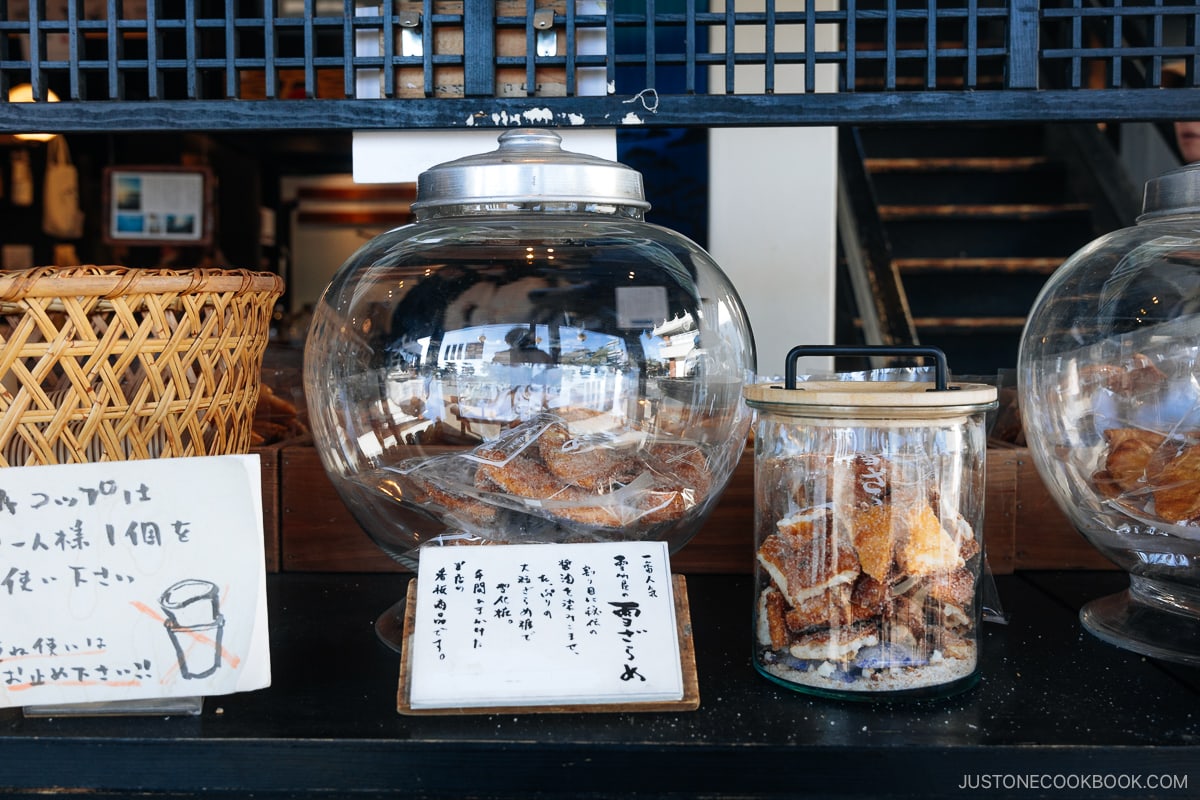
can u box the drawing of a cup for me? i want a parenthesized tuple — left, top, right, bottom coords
(160, 579, 225, 679)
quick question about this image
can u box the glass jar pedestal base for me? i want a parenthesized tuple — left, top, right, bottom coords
(1080, 575, 1200, 666)
(374, 598, 409, 653)
(752, 661, 981, 703)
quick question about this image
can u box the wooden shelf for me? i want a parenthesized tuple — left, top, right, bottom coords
(1, 571, 1196, 798)
(271, 443, 1110, 577)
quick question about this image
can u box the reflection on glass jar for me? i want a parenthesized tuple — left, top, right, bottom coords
(304, 130, 756, 586)
(1019, 162, 1200, 665)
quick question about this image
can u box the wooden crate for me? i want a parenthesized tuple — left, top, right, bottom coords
(279, 443, 759, 573)
(251, 440, 284, 573)
(986, 448, 1117, 571)
(278, 443, 1115, 575)
(280, 444, 398, 572)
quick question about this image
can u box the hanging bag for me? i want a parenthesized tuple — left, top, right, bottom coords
(42, 136, 85, 239)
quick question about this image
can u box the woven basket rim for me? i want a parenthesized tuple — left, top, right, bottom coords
(0, 266, 285, 301)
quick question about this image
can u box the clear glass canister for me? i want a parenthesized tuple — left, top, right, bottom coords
(1018, 162, 1200, 664)
(744, 346, 997, 699)
(303, 129, 756, 581)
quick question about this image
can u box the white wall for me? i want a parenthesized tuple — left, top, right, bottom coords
(281, 175, 402, 313)
(709, 127, 838, 378)
(707, 0, 839, 378)
(351, 129, 617, 184)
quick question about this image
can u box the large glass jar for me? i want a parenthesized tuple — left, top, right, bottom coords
(745, 346, 996, 700)
(1019, 163, 1200, 665)
(304, 130, 755, 603)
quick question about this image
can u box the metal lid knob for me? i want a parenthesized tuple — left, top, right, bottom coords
(412, 129, 650, 212)
(1139, 161, 1200, 221)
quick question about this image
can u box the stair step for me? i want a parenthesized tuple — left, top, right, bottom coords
(912, 316, 1027, 333)
(867, 157, 1069, 204)
(843, 122, 1104, 376)
(856, 315, 1028, 327)
(881, 201, 1095, 257)
(895, 256, 1063, 275)
(855, 123, 1046, 158)
(879, 203, 1092, 221)
(923, 332, 1021, 376)
(887, 221, 1092, 258)
(854, 315, 1028, 334)
(903, 270, 1050, 317)
(865, 156, 1054, 173)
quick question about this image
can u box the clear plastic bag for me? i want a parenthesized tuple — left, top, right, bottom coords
(378, 410, 731, 553)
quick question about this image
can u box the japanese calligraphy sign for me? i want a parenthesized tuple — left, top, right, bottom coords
(0, 456, 271, 709)
(407, 541, 683, 710)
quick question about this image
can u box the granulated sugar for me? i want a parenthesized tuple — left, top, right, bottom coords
(763, 652, 976, 693)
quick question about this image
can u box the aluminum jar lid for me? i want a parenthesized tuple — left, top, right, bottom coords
(743, 380, 998, 419)
(412, 129, 650, 212)
(1139, 161, 1200, 221)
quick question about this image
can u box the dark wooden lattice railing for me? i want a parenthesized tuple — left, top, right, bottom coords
(0, 1, 1196, 132)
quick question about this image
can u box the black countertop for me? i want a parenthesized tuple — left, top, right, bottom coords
(1, 571, 1197, 799)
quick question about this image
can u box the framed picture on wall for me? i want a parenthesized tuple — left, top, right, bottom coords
(102, 166, 213, 246)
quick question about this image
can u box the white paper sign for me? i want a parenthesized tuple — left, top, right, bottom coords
(615, 286, 669, 330)
(0, 456, 271, 709)
(408, 541, 682, 710)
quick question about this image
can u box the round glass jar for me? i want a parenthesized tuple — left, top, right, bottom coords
(744, 346, 997, 699)
(1019, 162, 1200, 665)
(304, 130, 756, 580)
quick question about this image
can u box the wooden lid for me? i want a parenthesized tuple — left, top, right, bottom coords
(744, 380, 997, 417)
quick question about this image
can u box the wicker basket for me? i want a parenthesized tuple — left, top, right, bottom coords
(0, 266, 285, 466)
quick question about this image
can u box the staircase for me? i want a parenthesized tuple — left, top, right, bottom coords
(843, 123, 1122, 378)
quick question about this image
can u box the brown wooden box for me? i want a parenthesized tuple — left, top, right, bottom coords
(251, 440, 284, 573)
(984, 447, 1117, 571)
(279, 442, 759, 574)
(277, 443, 1116, 575)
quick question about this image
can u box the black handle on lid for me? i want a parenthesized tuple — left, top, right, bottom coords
(784, 345, 950, 391)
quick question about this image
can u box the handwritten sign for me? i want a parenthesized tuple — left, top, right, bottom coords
(0, 456, 271, 709)
(407, 541, 682, 710)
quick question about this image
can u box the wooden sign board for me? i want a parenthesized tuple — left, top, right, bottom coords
(398, 541, 699, 715)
